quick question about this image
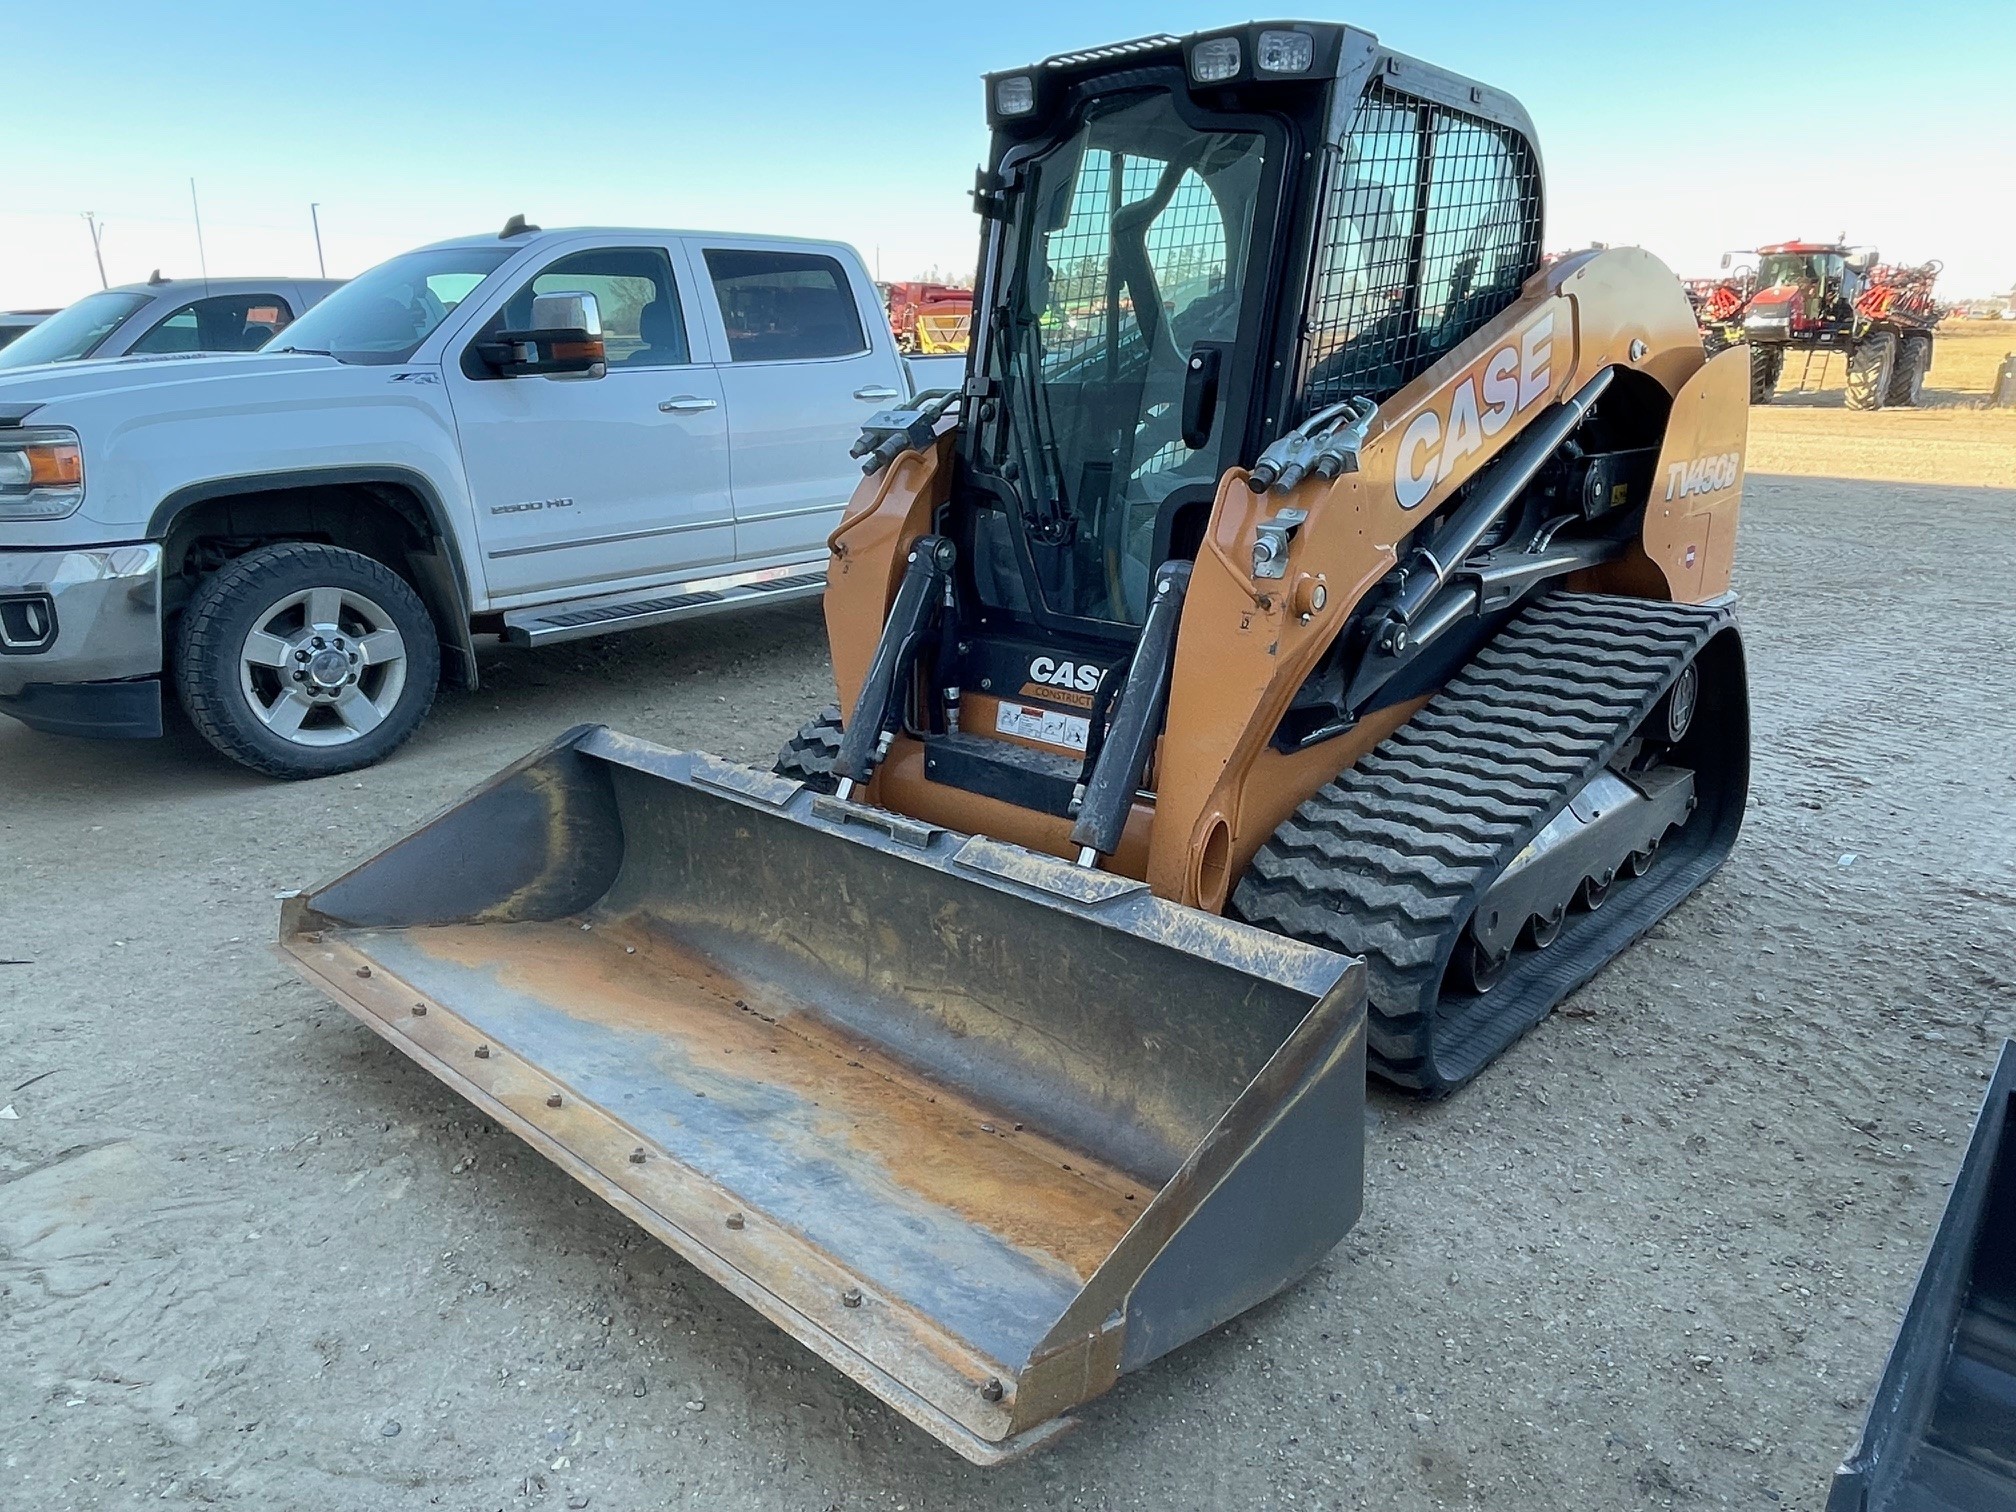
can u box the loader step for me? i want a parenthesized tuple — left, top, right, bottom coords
(501, 564, 827, 647)
(1233, 592, 1749, 1093)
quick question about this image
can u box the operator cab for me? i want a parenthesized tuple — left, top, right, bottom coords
(955, 26, 1541, 643)
(910, 24, 1545, 816)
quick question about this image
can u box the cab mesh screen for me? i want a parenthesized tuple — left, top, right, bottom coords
(1300, 82, 1542, 417)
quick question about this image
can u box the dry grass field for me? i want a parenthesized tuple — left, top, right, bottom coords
(1748, 320, 2016, 487)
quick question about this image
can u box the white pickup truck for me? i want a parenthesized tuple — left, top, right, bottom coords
(0, 224, 959, 777)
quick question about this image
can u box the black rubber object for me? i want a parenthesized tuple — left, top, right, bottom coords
(174, 542, 439, 780)
(0, 678, 162, 740)
(773, 706, 845, 794)
(1748, 343, 1782, 405)
(1845, 333, 1896, 412)
(1233, 593, 1750, 1094)
(1885, 334, 1931, 409)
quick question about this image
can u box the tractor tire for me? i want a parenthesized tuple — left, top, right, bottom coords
(174, 542, 440, 780)
(1747, 344, 1782, 405)
(1886, 335, 1931, 408)
(1845, 333, 1897, 411)
(773, 706, 845, 793)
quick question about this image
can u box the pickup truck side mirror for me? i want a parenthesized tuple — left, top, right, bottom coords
(478, 290, 606, 378)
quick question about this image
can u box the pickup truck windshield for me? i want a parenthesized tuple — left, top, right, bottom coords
(0, 291, 151, 370)
(267, 247, 513, 364)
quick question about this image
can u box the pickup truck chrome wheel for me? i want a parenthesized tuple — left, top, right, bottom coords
(175, 542, 440, 780)
(239, 586, 408, 747)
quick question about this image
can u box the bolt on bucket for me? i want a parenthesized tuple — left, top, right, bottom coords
(280, 725, 1366, 1462)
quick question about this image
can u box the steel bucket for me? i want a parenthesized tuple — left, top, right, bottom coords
(280, 725, 1365, 1461)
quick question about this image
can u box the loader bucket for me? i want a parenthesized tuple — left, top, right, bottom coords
(1829, 1040, 2016, 1511)
(280, 725, 1365, 1462)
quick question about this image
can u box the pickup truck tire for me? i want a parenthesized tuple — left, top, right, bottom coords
(174, 542, 440, 780)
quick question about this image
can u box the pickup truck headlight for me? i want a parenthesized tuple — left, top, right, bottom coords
(0, 428, 84, 520)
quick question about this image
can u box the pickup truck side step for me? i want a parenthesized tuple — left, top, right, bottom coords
(500, 563, 828, 648)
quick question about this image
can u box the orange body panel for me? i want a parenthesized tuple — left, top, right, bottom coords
(825, 433, 954, 707)
(819, 248, 1746, 913)
(1641, 345, 1750, 600)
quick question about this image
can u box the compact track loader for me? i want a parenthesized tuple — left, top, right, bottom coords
(284, 22, 1751, 1463)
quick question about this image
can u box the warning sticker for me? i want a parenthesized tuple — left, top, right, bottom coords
(994, 700, 1090, 753)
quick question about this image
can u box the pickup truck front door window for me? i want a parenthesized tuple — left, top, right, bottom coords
(451, 245, 733, 599)
(699, 245, 896, 560)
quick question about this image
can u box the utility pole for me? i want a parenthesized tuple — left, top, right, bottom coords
(81, 213, 108, 288)
(310, 203, 326, 278)
(189, 178, 210, 287)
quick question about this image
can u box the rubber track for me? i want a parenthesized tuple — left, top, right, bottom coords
(1232, 593, 1735, 1093)
(772, 706, 844, 793)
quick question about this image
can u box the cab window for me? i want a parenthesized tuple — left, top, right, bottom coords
(1302, 83, 1541, 413)
(129, 293, 296, 355)
(703, 250, 866, 362)
(483, 247, 690, 368)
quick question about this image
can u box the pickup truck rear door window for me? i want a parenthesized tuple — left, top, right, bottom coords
(703, 250, 867, 362)
(694, 242, 891, 561)
(127, 293, 296, 356)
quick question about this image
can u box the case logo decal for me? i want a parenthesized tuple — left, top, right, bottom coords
(1395, 311, 1556, 510)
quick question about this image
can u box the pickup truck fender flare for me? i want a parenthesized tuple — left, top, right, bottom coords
(148, 465, 481, 692)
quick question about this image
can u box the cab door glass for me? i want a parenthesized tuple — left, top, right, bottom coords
(474, 248, 689, 370)
(999, 91, 1267, 624)
(703, 250, 866, 362)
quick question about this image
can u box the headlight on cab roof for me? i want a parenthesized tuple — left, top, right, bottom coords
(0, 427, 85, 520)
(1255, 29, 1314, 74)
(993, 74, 1035, 117)
(1189, 36, 1242, 83)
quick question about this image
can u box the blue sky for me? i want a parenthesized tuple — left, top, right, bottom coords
(4, 0, 2010, 306)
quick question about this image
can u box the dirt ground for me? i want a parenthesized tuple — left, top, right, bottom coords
(4, 382, 2015, 1510)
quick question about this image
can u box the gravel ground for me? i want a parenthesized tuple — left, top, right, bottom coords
(3, 448, 2013, 1510)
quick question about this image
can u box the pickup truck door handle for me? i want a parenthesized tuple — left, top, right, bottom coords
(853, 386, 902, 402)
(658, 395, 719, 414)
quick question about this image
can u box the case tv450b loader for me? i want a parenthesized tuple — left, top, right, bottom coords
(284, 23, 1751, 1463)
